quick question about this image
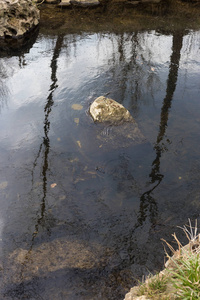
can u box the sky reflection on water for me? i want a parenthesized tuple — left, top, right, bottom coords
(0, 28, 200, 299)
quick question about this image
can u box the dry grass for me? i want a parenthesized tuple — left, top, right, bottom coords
(135, 219, 200, 300)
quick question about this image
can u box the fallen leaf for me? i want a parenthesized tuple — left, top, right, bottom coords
(51, 183, 57, 188)
(74, 178, 85, 184)
(71, 104, 83, 110)
(77, 141, 81, 148)
(69, 157, 79, 163)
(87, 171, 96, 175)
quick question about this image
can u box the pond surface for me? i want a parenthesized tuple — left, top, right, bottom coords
(0, 13, 200, 300)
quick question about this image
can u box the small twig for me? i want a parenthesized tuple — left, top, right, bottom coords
(161, 238, 176, 255)
(177, 218, 199, 242)
(172, 232, 183, 256)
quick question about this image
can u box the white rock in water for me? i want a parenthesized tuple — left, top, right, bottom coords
(89, 96, 134, 125)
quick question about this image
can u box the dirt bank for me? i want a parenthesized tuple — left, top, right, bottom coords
(37, 0, 200, 36)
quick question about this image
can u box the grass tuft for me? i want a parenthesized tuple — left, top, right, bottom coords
(135, 219, 200, 300)
(169, 251, 200, 299)
(137, 272, 169, 299)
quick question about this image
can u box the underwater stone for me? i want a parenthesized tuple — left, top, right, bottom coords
(90, 96, 134, 125)
(89, 96, 147, 148)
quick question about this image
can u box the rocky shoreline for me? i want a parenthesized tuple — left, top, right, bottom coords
(1, 0, 200, 49)
(42, 0, 200, 12)
(0, 0, 40, 38)
(124, 226, 200, 300)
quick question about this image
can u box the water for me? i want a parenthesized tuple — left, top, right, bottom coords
(0, 18, 200, 299)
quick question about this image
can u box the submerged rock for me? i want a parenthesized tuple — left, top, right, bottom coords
(3, 238, 111, 285)
(90, 96, 134, 125)
(96, 122, 146, 149)
(89, 96, 146, 148)
(0, 0, 40, 39)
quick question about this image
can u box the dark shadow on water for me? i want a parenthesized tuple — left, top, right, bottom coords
(4, 263, 134, 300)
(0, 26, 39, 58)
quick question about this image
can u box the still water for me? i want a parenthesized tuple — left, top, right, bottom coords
(0, 21, 200, 299)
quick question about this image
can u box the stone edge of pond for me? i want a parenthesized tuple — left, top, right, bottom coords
(34, 0, 200, 20)
(0, 0, 40, 39)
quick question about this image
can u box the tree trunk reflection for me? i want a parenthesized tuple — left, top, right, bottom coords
(137, 30, 184, 226)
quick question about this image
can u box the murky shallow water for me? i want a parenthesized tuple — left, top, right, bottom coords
(0, 20, 200, 299)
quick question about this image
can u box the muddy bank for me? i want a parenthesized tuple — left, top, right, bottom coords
(38, 1, 200, 35)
